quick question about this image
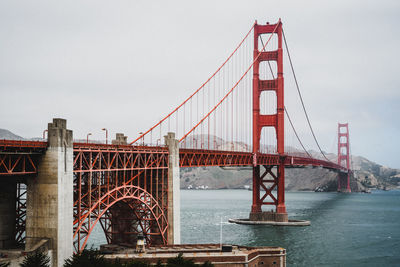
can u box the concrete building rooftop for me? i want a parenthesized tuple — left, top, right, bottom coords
(102, 244, 286, 267)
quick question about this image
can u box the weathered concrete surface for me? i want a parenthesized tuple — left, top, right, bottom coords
(26, 118, 73, 267)
(249, 211, 288, 222)
(229, 218, 310, 226)
(164, 132, 180, 244)
(0, 178, 16, 248)
(112, 133, 128, 145)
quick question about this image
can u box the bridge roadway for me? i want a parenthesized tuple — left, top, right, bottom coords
(0, 139, 347, 176)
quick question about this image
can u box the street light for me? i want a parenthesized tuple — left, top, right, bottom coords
(87, 133, 92, 144)
(102, 128, 108, 145)
(139, 132, 144, 145)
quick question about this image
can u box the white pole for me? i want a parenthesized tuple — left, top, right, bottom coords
(220, 217, 223, 249)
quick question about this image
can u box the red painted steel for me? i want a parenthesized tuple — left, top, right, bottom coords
(72, 143, 169, 252)
(0, 140, 46, 176)
(179, 148, 348, 170)
(0, 140, 47, 149)
(337, 123, 351, 192)
(252, 20, 286, 214)
(180, 149, 253, 167)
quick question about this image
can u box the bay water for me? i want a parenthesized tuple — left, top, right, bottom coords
(89, 190, 400, 266)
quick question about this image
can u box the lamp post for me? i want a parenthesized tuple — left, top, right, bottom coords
(87, 133, 92, 144)
(139, 132, 144, 145)
(102, 128, 108, 145)
(43, 129, 48, 140)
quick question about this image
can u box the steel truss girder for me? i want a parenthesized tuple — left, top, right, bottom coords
(179, 149, 253, 167)
(0, 140, 46, 176)
(73, 146, 169, 252)
(15, 183, 27, 245)
(0, 154, 39, 175)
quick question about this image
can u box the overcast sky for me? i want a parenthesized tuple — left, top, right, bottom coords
(0, 0, 399, 168)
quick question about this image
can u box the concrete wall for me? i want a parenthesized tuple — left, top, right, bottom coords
(0, 178, 16, 249)
(164, 132, 180, 244)
(26, 118, 73, 267)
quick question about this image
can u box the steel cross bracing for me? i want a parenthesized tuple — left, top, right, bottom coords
(72, 143, 169, 251)
(0, 140, 46, 175)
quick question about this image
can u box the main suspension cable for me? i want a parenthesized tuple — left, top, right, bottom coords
(282, 29, 330, 161)
(259, 36, 311, 157)
(130, 23, 256, 145)
(284, 107, 312, 158)
(180, 23, 280, 142)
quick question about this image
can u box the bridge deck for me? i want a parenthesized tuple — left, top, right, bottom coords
(0, 140, 47, 175)
(0, 140, 347, 175)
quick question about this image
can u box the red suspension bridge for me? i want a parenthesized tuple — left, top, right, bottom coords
(0, 20, 352, 261)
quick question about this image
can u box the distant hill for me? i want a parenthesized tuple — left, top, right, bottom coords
(0, 128, 24, 140)
(181, 155, 400, 192)
(180, 135, 400, 192)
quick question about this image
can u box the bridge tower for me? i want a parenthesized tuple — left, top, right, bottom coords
(250, 20, 288, 222)
(337, 123, 351, 192)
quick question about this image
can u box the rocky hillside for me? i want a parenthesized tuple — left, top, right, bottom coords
(0, 128, 24, 140)
(180, 152, 400, 192)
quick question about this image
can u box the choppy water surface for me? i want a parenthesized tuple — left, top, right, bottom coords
(89, 190, 400, 266)
(181, 190, 400, 267)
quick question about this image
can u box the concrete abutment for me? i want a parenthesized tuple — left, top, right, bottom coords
(164, 132, 180, 245)
(26, 118, 73, 267)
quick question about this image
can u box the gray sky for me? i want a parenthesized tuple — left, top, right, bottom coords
(1, 0, 399, 168)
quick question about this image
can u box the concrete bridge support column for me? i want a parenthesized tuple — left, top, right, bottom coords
(26, 118, 73, 267)
(164, 132, 180, 245)
(0, 178, 16, 249)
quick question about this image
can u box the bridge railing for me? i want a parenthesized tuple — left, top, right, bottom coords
(0, 139, 47, 149)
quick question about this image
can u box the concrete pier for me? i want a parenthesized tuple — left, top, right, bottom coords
(249, 211, 288, 222)
(164, 132, 180, 244)
(112, 133, 128, 145)
(0, 178, 17, 249)
(26, 118, 73, 267)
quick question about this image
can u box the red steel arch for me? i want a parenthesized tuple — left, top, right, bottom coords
(73, 143, 169, 252)
(73, 185, 168, 252)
